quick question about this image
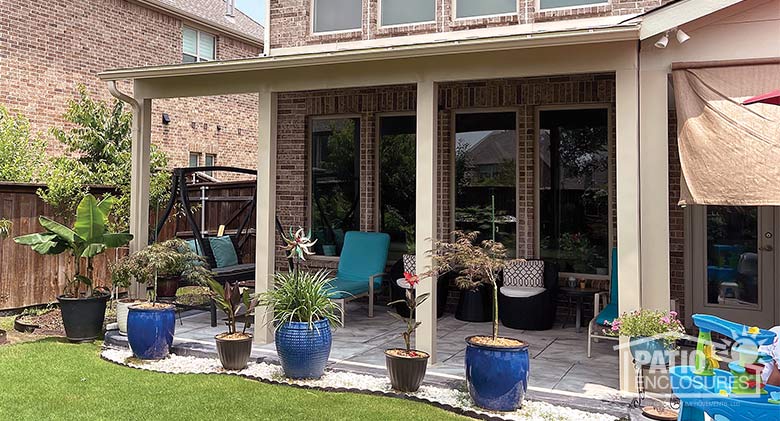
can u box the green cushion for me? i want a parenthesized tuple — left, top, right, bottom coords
(209, 236, 238, 268)
(185, 239, 203, 256)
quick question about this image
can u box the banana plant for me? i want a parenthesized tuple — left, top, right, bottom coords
(207, 279, 257, 335)
(14, 194, 133, 297)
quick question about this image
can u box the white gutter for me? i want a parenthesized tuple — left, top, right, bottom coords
(107, 81, 139, 112)
(99, 24, 639, 81)
(129, 0, 264, 48)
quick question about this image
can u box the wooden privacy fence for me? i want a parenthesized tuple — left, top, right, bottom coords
(0, 183, 120, 311)
(0, 179, 258, 310)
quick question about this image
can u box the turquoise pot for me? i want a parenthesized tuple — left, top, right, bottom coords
(629, 336, 672, 366)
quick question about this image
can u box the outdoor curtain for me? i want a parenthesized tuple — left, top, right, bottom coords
(672, 63, 780, 206)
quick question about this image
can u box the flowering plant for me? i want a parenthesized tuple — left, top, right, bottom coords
(282, 227, 317, 262)
(606, 309, 685, 349)
(387, 272, 430, 354)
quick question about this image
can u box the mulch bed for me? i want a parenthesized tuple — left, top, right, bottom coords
(14, 308, 117, 336)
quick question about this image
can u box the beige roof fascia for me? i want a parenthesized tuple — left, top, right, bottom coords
(129, 0, 263, 47)
(99, 23, 639, 81)
(629, 0, 745, 40)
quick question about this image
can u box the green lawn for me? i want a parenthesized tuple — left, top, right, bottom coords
(0, 339, 467, 420)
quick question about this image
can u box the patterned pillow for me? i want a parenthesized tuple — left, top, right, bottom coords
(402, 254, 416, 275)
(504, 260, 545, 288)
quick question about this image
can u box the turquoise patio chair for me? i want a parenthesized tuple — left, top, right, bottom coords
(328, 231, 390, 325)
(587, 247, 619, 357)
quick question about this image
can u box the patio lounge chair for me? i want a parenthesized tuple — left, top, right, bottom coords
(587, 247, 619, 357)
(328, 231, 390, 325)
(498, 259, 559, 330)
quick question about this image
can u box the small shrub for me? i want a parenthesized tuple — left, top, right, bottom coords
(0, 106, 47, 183)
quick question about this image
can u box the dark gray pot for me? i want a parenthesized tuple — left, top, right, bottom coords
(385, 349, 429, 392)
(216, 334, 253, 370)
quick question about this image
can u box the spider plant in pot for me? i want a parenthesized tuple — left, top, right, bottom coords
(431, 231, 529, 411)
(111, 238, 214, 359)
(14, 194, 132, 342)
(385, 272, 430, 392)
(254, 227, 343, 379)
(207, 280, 257, 370)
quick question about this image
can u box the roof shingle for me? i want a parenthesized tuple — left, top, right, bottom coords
(160, 0, 263, 42)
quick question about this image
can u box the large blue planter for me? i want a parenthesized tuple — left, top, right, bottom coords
(629, 336, 672, 366)
(465, 336, 529, 411)
(275, 319, 332, 379)
(127, 304, 175, 360)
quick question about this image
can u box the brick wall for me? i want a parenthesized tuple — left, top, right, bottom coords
(270, 0, 671, 49)
(274, 74, 617, 312)
(0, 0, 261, 179)
(669, 106, 686, 321)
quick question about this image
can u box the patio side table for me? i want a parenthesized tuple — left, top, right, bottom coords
(560, 287, 603, 333)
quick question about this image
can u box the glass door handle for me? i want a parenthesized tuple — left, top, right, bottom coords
(759, 245, 774, 252)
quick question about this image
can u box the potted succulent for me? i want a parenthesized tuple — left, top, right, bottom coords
(14, 194, 132, 342)
(385, 272, 430, 392)
(255, 227, 342, 379)
(207, 280, 257, 370)
(111, 238, 214, 359)
(607, 309, 685, 366)
(430, 231, 528, 411)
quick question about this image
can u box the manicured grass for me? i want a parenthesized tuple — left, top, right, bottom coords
(0, 339, 467, 420)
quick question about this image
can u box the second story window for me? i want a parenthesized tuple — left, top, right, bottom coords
(183, 26, 216, 63)
(313, 0, 362, 33)
(539, 0, 608, 10)
(380, 0, 435, 26)
(455, 0, 517, 19)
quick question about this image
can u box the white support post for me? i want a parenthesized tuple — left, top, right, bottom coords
(615, 67, 642, 392)
(639, 68, 670, 311)
(254, 89, 278, 344)
(415, 80, 438, 364)
(128, 96, 152, 299)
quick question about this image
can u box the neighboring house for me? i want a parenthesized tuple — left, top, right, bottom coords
(100, 0, 780, 389)
(0, 0, 263, 177)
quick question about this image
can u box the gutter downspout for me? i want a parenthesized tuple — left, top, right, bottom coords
(107, 81, 139, 112)
(263, 0, 271, 56)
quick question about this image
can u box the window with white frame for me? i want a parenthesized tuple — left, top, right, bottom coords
(381, 0, 435, 26)
(188, 152, 201, 167)
(539, 0, 607, 10)
(455, 0, 516, 19)
(313, 0, 362, 33)
(182, 26, 216, 63)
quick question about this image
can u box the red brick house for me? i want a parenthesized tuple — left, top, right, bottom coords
(100, 0, 780, 389)
(0, 0, 263, 175)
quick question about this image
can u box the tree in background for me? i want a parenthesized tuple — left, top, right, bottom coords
(39, 85, 171, 230)
(0, 106, 47, 183)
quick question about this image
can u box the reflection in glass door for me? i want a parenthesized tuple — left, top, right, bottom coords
(692, 206, 776, 327)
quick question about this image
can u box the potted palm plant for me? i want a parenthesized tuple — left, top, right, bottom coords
(430, 231, 528, 412)
(14, 194, 133, 342)
(111, 238, 214, 359)
(255, 227, 343, 379)
(207, 280, 257, 370)
(385, 272, 430, 392)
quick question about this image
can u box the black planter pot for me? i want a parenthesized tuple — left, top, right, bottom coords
(13, 316, 38, 333)
(455, 285, 493, 322)
(0, 329, 6, 345)
(216, 334, 254, 370)
(385, 349, 429, 392)
(156, 276, 180, 301)
(58, 294, 109, 342)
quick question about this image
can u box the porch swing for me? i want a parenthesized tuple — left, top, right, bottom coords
(154, 166, 291, 326)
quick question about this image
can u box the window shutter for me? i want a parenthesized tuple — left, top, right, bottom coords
(183, 27, 198, 56)
(199, 33, 216, 61)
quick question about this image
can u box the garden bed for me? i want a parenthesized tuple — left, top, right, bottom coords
(13, 306, 116, 336)
(101, 347, 620, 421)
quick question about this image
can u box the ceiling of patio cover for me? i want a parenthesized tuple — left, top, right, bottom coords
(672, 63, 780, 206)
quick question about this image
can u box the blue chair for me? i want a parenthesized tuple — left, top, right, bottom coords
(587, 247, 619, 357)
(328, 231, 390, 325)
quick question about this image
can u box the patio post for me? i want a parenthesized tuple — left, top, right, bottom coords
(128, 94, 152, 299)
(615, 67, 642, 391)
(415, 79, 438, 363)
(254, 89, 278, 344)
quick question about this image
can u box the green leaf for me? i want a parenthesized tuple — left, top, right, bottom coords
(387, 311, 408, 323)
(386, 299, 405, 307)
(39, 216, 77, 244)
(14, 232, 57, 246)
(75, 274, 92, 287)
(101, 232, 133, 248)
(32, 238, 69, 255)
(96, 196, 115, 216)
(81, 243, 106, 258)
(73, 194, 105, 242)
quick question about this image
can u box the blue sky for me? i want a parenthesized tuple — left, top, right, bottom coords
(236, 0, 265, 24)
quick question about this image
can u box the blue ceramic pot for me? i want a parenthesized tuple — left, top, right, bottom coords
(465, 336, 529, 411)
(275, 319, 332, 379)
(127, 304, 175, 360)
(629, 336, 672, 366)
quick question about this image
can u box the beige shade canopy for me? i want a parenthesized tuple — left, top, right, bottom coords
(672, 62, 780, 206)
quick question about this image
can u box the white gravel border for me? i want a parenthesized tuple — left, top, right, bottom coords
(101, 347, 617, 421)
